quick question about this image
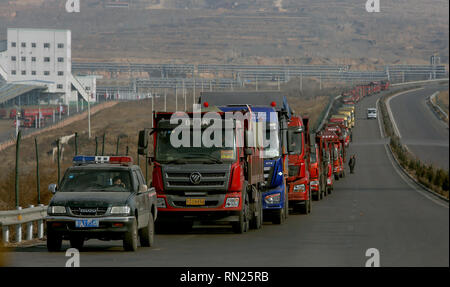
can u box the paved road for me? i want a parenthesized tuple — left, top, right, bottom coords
(4, 87, 449, 267)
(389, 84, 449, 170)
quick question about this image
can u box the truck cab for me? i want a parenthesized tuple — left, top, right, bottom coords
(144, 109, 264, 234)
(199, 91, 291, 225)
(46, 156, 157, 252)
(287, 115, 311, 214)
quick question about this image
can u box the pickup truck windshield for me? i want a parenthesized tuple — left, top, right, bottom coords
(156, 128, 236, 163)
(60, 169, 132, 192)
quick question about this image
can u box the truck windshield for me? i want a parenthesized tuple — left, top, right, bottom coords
(263, 125, 280, 159)
(155, 128, 236, 163)
(288, 127, 303, 155)
(60, 169, 132, 192)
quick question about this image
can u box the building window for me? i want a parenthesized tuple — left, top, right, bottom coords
(11, 70, 16, 75)
(31, 43, 36, 48)
(44, 71, 50, 76)
(21, 57, 26, 62)
(21, 42, 26, 48)
(57, 57, 64, 63)
(31, 71, 36, 75)
(57, 43, 64, 48)
(57, 84, 63, 89)
(44, 57, 51, 62)
(44, 43, 50, 48)
(31, 57, 36, 62)
(21, 70, 26, 75)
(58, 71, 64, 76)
(11, 56, 16, 61)
(11, 42, 16, 47)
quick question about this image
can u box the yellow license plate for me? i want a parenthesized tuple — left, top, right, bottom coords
(186, 198, 205, 206)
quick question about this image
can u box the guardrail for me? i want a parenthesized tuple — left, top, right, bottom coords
(428, 91, 449, 122)
(0, 205, 47, 244)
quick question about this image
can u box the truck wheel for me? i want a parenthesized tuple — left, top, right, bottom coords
(284, 192, 289, 219)
(123, 219, 138, 251)
(232, 192, 249, 234)
(69, 236, 84, 250)
(327, 186, 332, 195)
(334, 174, 339, 181)
(139, 213, 155, 247)
(272, 208, 285, 224)
(250, 193, 262, 230)
(47, 230, 62, 252)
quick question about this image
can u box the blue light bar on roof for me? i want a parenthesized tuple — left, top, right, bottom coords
(73, 155, 133, 165)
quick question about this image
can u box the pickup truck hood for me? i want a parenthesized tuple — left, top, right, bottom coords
(50, 192, 132, 207)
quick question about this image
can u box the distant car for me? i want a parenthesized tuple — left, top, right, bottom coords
(367, 108, 377, 119)
(46, 156, 157, 252)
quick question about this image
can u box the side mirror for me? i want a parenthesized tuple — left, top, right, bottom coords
(138, 129, 149, 156)
(244, 148, 253, 156)
(138, 184, 148, 194)
(48, 184, 57, 194)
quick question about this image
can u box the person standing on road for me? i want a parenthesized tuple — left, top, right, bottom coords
(349, 155, 356, 174)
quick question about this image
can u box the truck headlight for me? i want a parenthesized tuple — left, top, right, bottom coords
(157, 197, 167, 208)
(225, 197, 240, 208)
(110, 206, 130, 215)
(265, 193, 281, 204)
(327, 178, 332, 185)
(294, 184, 306, 193)
(48, 206, 66, 215)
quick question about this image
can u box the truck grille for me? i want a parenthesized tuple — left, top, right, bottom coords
(162, 165, 230, 191)
(70, 207, 108, 216)
(264, 166, 273, 185)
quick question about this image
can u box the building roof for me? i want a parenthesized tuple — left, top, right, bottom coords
(0, 83, 47, 105)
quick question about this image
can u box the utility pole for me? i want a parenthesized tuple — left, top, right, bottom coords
(88, 93, 91, 139)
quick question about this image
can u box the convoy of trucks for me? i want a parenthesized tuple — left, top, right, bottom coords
(43, 81, 388, 250)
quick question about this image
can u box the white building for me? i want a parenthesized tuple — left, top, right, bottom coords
(5, 28, 90, 104)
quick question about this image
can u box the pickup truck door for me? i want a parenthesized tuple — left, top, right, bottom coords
(133, 169, 150, 228)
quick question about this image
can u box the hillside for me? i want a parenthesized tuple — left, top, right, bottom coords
(0, 0, 447, 68)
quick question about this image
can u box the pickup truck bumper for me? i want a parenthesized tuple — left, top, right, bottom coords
(46, 216, 135, 240)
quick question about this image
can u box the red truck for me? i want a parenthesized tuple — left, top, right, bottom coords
(286, 115, 311, 214)
(9, 105, 68, 119)
(140, 108, 265, 233)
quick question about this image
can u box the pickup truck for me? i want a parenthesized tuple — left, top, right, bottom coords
(46, 156, 157, 252)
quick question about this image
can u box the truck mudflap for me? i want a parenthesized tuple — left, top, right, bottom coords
(261, 182, 286, 210)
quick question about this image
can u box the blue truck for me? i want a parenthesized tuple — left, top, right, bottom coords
(199, 92, 292, 224)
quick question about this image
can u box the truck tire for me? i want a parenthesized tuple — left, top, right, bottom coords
(123, 219, 138, 251)
(69, 236, 84, 250)
(232, 191, 249, 234)
(334, 174, 339, 181)
(47, 230, 62, 252)
(272, 208, 285, 225)
(284, 192, 289, 219)
(250, 191, 263, 230)
(327, 186, 332, 195)
(139, 213, 155, 247)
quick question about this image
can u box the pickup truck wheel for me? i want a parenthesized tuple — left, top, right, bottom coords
(47, 231, 62, 252)
(123, 219, 138, 251)
(69, 236, 84, 250)
(139, 213, 155, 247)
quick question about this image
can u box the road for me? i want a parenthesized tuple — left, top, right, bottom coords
(4, 86, 449, 267)
(388, 84, 449, 170)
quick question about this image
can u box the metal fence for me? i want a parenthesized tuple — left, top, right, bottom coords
(0, 205, 47, 244)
